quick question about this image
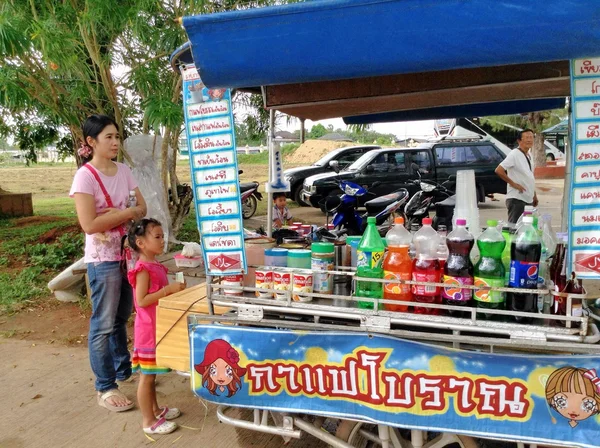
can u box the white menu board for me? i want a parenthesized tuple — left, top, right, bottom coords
(569, 57, 600, 278)
(181, 64, 247, 275)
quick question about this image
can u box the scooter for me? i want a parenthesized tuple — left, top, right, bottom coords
(320, 181, 409, 236)
(239, 170, 263, 219)
(403, 170, 455, 231)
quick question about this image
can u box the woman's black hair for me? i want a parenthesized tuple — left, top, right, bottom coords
(80, 114, 119, 163)
(126, 218, 162, 252)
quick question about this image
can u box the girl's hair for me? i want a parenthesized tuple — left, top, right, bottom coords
(203, 368, 242, 398)
(546, 367, 600, 410)
(80, 115, 119, 164)
(127, 218, 162, 252)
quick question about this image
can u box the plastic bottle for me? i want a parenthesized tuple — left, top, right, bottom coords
(356, 216, 386, 309)
(412, 218, 441, 314)
(506, 216, 541, 323)
(515, 206, 534, 231)
(408, 223, 419, 259)
(556, 272, 584, 328)
(501, 226, 513, 284)
(127, 190, 137, 208)
(383, 217, 413, 312)
(442, 218, 474, 317)
(436, 225, 449, 271)
(474, 220, 506, 319)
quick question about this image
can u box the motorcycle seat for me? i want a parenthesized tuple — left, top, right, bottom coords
(436, 194, 456, 206)
(239, 181, 259, 192)
(364, 190, 408, 214)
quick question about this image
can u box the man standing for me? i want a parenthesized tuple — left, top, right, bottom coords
(494, 129, 539, 223)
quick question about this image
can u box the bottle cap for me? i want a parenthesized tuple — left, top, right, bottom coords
(523, 216, 533, 224)
(422, 217, 432, 225)
(487, 220, 498, 227)
(265, 248, 288, 256)
(129, 190, 136, 195)
(367, 216, 376, 224)
(456, 218, 467, 226)
(524, 205, 534, 212)
(311, 242, 334, 254)
(394, 217, 404, 225)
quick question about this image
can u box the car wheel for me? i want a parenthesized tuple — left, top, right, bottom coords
(293, 184, 308, 207)
(546, 153, 555, 162)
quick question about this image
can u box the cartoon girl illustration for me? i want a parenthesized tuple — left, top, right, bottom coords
(545, 367, 600, 428)
(194, 339, 247, 398)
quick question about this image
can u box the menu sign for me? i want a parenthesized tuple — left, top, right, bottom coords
(181, 64, 247, 275)
(569, 58, 600, 278)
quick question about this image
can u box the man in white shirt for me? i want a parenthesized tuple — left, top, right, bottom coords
(494, 129, 539, 223)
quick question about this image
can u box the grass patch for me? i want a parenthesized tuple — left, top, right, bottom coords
(237, 143, 300, 164)
(34, 197, 76, 218)
(0, 267, 49, 313)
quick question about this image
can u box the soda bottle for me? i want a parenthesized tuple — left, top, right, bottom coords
(507, 216, 541, 323)
(474, 220, 506, 319)
(501, 226, 514, 284)
(515, 206, 534, 231)
(551, 234, 570, 320)
(412, 218, 441, 315)
(356, 216, 386, 309)
(556, 272, 584, 328)
(382, 217, 412, 312)
(442, 218, 474, 318)
(436, 225, 449, 271)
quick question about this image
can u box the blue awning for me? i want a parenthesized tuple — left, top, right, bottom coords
(343, 98, 567, 125)
(181, 0, 600, 89)
(542, 119, 569, 134)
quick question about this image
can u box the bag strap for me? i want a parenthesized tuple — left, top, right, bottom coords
(83, 163, 114, 208)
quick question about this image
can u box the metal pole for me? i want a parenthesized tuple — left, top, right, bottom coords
(267, 109, 275, 237)
(561, 100, 572, 233)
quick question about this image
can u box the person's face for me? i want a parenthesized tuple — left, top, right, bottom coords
(88, 124, 120, 160)
(552, 383, 598, 422)
(274, 196, 287, 209)
(209, 358, 234, 387)
(137, 225, 164, 256)
(518, 131, 534, 150)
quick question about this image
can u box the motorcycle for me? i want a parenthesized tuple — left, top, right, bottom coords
(239, 170, 263, 219)
(320, 180, 409, 236)
(404, 169, 455, 231)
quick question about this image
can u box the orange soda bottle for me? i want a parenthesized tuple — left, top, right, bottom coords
(383, 217, 413, 311)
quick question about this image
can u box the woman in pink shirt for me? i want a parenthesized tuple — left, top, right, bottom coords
(70, 115, 147, 412)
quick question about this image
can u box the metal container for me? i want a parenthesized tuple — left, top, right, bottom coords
(255, 266, 273, 298)
(292, 269, 314, 302)
(272, 268, 293, 301)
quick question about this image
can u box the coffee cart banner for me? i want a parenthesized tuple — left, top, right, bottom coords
(181, 64, 246, 275)
(570, 58, 600, 279)
(191, 325, 600, 448)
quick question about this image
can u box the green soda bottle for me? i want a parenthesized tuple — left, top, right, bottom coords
(356, 217, 386, 309)
(474, 220, 506, 320)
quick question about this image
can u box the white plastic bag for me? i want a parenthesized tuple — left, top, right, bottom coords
(181, 242, 203, 258)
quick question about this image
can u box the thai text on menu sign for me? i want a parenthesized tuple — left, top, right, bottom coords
(181, 64, 247, 276)
(569, 57, 600, 279)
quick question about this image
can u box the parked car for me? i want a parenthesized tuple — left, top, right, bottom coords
(283, 145, 380, 205)
(544, 140, 564, 162)
(301, 139, 508, 209)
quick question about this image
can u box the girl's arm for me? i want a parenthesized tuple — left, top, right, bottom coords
(74, 193, 144, 234)
(135, 270, 186, 308)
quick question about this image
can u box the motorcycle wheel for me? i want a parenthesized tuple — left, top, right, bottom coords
(405, 215, 423, 231)
(242, 195, 258, 219)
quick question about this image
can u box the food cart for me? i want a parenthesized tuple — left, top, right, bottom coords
(167, 1, 600, 446)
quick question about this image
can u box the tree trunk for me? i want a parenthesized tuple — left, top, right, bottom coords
(532, 133, 546, 169)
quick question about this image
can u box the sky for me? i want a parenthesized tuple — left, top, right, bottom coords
(284, 117, 436, 139)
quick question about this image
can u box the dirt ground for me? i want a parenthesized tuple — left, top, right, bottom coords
(284, 139, 348, 164)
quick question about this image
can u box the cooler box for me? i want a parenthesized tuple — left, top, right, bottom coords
(156, 283, 229, 372)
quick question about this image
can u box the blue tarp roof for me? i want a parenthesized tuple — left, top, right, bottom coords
(542, 119, 569, 134)
(343, 98, 567, 124)
(181, 0, 600, 89)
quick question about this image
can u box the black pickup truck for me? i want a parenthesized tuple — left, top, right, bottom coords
(283, 145, 380, 205)
(301, 139, 508, 208)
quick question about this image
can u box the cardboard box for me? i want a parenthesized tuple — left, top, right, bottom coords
(156, 283, 229, 372)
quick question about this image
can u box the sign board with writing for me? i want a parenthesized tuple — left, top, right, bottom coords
(569, 58, 600, 278)
(181, 64, 247, 275)
(191, 325, 600, 448)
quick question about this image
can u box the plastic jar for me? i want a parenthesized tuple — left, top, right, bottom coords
(287, 249, 311, 269)
(311, 242, 335, 294)
(347, 237, 362, 267)
(265, 248, 288, 267)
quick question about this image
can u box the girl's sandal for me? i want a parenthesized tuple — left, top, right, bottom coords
(156, 406, 181, 420)
(143, 417, 178, 435)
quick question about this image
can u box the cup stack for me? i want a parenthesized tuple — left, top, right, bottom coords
(453, 169, 480, 235)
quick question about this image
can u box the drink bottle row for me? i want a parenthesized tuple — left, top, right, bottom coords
(355, 210, 584, 325)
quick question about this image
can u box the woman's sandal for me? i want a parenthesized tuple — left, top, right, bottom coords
(97, 389, 134, 412)
(143, 417, 178, 435)
(156, 406, 181, 420)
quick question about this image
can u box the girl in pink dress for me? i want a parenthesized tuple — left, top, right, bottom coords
(127, 218, 186, 435)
